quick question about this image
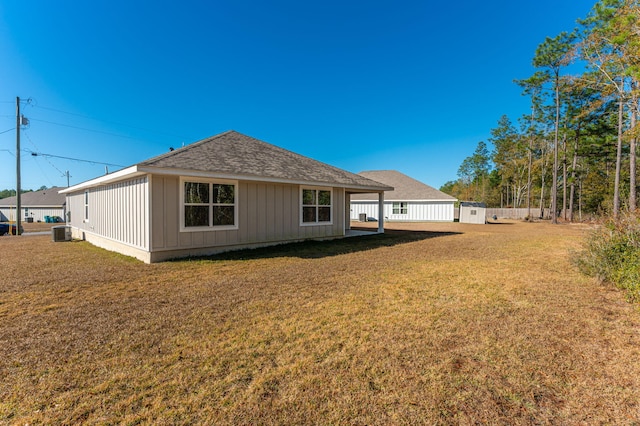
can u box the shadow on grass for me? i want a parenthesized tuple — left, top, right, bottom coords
(189, 228, 462, 261)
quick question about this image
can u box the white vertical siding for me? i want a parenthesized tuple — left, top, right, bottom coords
(350, 201, 454, 222)
(0, 207, 65, 223)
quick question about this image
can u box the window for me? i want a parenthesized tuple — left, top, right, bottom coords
(84, 190, 89, 221)
(392, 202, 408, 215)
(182, 179, 237, 230)
(301, 187, 332, 224)
(470, 209, 477, 216)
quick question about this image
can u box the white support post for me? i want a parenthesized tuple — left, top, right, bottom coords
(378, 191, 384, 233)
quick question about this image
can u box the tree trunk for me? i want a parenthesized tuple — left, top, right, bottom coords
(539, 143, 547, 219)
(630, 92, 637, 212)
(551, 71, 560, 224)
(568, 127, 580, 222)
(613, 94, 624, 219)
(562, 133, 568, 221)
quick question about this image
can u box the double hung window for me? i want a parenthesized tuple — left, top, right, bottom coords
(182, 179, 237, 230)
(301, 187, 332, 224)
(392, 202, 408, 215)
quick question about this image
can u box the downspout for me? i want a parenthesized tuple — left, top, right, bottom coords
(378, 191, 384, 233)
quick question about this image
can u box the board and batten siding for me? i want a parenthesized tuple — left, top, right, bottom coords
(67, 177, 149, 250)
(150, 175, 345, 260)
(350, 201, 454, 222)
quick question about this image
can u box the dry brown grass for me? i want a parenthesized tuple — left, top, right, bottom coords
(1, 220, 640, 424)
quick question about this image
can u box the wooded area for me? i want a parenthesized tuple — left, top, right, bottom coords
(442, 0, 640, 222)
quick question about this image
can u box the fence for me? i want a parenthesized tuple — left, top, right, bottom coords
(454, 208, 550, 220)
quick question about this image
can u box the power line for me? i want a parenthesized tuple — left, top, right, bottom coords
(32, 104, 188, 139)
(0, 127, 14, 135)
(28, 117, 147, 141)
(26, 150, 126, 168)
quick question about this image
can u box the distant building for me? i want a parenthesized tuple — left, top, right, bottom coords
(0, 187, 66, 222)
(350, 170, 456, 222)
(459, 201, 486, 224)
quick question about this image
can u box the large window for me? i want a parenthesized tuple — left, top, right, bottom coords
(182, 179, 237, 230)
(301, 187, 332, 224)
(392, 202, 408, 215)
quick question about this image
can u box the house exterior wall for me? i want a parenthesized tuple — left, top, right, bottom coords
(0, 207, 65, 222)
(66, 176, 149, 260)
(459, 205, 486, 224)
(350, 201, 454, 222)
(148, 175, 346, 262)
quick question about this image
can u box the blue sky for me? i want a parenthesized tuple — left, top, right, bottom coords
(0, 1, 595, 191)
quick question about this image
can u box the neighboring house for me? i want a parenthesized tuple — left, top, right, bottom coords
(60, 131, 392, 263)
(350, 170, 457, 222)
(0, 187, 66, 222)
(459, 201, 486, 224)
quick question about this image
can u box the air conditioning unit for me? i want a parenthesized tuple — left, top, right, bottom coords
(52, 226, 71, 242)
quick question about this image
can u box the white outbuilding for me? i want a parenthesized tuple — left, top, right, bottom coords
(350, 170, 457, 222)
(459, 201, 487, 224)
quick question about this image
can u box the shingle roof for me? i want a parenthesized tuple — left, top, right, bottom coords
(0, 187, 66, 206)
(139, 130, 390, 190)
(350, 170, 456, 201)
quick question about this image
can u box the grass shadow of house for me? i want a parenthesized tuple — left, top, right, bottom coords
(182, 228, 462, 261)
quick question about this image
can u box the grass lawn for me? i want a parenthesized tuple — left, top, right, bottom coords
(1, 220, 639, 424)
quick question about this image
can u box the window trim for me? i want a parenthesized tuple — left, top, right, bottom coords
(300, 186, 333, 226)
(180, 177, 239, 232)
(83, 190, 89, 222)
(392, 201, 408, 215)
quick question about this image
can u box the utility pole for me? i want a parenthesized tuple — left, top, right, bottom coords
(15, 97, 21, 236)
(63, 170, 71, 187)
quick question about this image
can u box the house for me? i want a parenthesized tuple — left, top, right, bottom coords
(350, 170, 457, 222)
(0, 187, 66, 222)
(459, 201, 486, 224)
(60, 131, 392, 263)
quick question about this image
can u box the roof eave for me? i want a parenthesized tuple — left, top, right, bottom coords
(137, 166, 392, 192)
(59, 166, 143, 193)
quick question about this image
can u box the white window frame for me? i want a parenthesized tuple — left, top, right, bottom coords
(180, 177, 239, 232)
(392, 202, 408, 215)
(300, 186, 333, 226)
(83, 190, 89, 222)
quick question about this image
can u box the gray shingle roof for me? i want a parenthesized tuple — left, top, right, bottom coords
(350, 170, 456, 201)
(0, 187, 66, 206)
(139, 130, 390, 190)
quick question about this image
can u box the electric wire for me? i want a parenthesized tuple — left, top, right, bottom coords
(23, 131, 64, 177)
(32, 104, 188, 139)
(27, 117, 148, 141)
(25, 149, 126, 168)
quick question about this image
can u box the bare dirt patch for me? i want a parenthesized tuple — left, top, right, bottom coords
(1, 220, 639, 424)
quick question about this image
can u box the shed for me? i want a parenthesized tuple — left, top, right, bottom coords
(60, 131, 392, 263)
(459, 201, 487, 224)
(350, 170, 457, 222)
(0, 187, 66, 223)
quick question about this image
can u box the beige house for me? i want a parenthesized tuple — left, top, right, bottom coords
(60, 131, 391, 263)
(350, 170, 456, 222)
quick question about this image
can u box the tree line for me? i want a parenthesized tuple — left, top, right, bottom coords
(0, 187, 48, 199)
(441, 0, 639, 222)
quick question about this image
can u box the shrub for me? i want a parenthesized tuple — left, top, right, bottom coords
(574, 213, 640, 303)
